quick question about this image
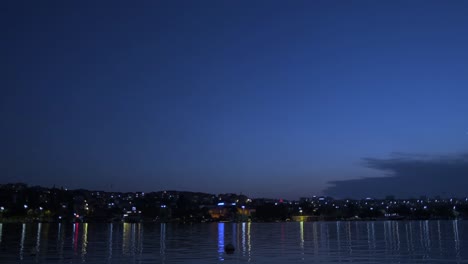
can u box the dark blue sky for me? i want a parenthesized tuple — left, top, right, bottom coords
(2, 1, 468, 199)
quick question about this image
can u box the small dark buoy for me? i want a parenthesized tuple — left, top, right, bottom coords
(224, 243, 235, 254)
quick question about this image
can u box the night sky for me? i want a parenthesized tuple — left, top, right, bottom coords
(2, 1, 468, 199)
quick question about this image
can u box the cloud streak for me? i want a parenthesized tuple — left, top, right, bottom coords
(324, 153, 468, 199)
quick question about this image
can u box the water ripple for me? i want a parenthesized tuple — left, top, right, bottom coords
(0, 221, 468, 263)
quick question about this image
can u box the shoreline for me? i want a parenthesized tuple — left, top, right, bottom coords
(1, 217, 463, 224)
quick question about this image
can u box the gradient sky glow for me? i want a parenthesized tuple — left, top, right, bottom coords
(2, 1, 468, 199)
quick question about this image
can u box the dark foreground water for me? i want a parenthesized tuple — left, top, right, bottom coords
(0, 221, 467, 263)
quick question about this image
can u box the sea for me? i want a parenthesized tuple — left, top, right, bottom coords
(0, 220, 467, 263)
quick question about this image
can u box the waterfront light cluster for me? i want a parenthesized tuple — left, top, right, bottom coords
(1, 183, 467, 223)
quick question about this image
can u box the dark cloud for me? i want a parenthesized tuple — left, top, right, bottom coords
(324, 153, 468, 199)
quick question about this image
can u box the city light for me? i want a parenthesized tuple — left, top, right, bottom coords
(1, 184, 467, 224)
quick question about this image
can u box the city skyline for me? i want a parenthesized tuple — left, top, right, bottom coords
(2, 1, 468, 200)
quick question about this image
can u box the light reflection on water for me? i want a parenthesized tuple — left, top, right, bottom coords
(81, 223, 88, 261)
(19, 223, 25, 260)
(159, 223, 165, 263)
(0, 221, 468, 263)
(108, 223, 112, 261)
(217, 223, 224, 261)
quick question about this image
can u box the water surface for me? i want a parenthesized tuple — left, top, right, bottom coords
(0, 221, 467, 263)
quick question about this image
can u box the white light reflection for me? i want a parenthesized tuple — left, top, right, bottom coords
(108, 223, 113, 261)
(35, 223, 42, 256)
(418, 222, 424, 250)
(366, 222, 371, 249)
(218, 223, 225, 261)
(366, 222, 375, 249)
(337, 222, 341, 251)
(0, 223, 3, 244)
(408, 222, 414, 252)
(453, 220, 460, 259)
(19, 223, 26, 260)
(386, 221, 398, 251)
(321, 223, 327, 249)
(312, 222, 318, 254)
(57, 223, 64, 260)
(384, 221, 389, 249)
(57, 223, 62, 238)
(437, 221, 442, 252)
(405, 223, 410, 252)
(423, 220, 430, 250)
(395, 222, 400, 251)
(247, 222, 251, 261)
(160, 223, 166, 263)
(354, 222, 359, 241)
(131, 224, 136, 256)
(346, 222, 352, 254)
(371, 222, 376, 249)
